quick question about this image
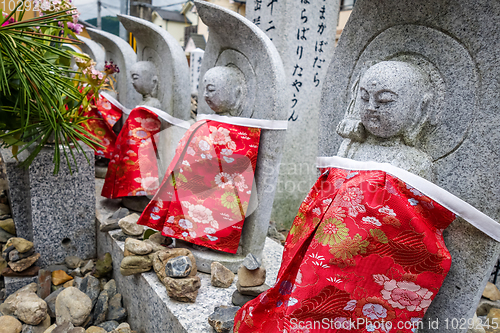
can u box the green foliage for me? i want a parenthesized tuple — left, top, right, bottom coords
(0, 6, 100, 173)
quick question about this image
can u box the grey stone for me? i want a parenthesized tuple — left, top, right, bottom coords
(92, 290, 109, 326)
(110, 232, 129, 242)
(207, 305, 240, 333)
(64, 256, 82, 270)
(52, 322, 74, 333)
(319, 1, 500, 332)
(231, 290, 256, 307)
(44, 288, 64, 318)
(2, 245, 15, 260)
(8, 253, 40, 272)
(80, 260, 94, 276)
(163, 276, 201, 303)
(242, 253, 260, 271)
(4, 276, 38, 298)
(94, 166, 108, 180)
(117, 14, 191, 176)
(103, 280, 117, 300)
(45, 265, 68, 273)
(78, 275, 100, 309)
(211, 262, 235, 288)
(237, 266, 266, 287)
(245, 0, 340, 231)
(120, 197, 150, 214)
(9, 249, 35, 263)
(55, 287, 92, 326)
(236, 281, 270, 297)
(165, 256, 192, 278)
(1, 147, 96, 267)
(105, 293, 126, 322)
(117, 215, 143, 237)
(175, 0, 287, 274)
(97, 321, 118, 332)
(100, 208, 129, 232)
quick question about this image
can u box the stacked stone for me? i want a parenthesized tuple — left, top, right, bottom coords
(119, 238, 154, 276)
(1, 238, 40, 278)
(152, 248, 201, 303)
(232, 253, 269, 307)
(472, 282, 500, 333)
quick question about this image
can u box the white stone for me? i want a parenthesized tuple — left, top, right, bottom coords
(55, 287, 92, 326)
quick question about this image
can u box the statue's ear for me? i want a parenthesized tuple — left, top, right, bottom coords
(404, 92, 433, 146)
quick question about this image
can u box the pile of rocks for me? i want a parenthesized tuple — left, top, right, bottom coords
(1, 237, 40, 278)
(0, 249, 134, 333)
(232, 254, 269, 307)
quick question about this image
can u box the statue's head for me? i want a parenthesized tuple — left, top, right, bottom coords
(130, 61, 159, 98)
(345, 61, 433, 145)
(203, 65, 247, 116)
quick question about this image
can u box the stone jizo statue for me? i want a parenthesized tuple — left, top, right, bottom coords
(130, 61, 162, 109)
(202, 65, 247, 116)
(337, 61, 434, 180)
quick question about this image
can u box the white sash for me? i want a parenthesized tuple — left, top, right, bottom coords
(197, 113, 288, 130)
(316, 156, 500, 242)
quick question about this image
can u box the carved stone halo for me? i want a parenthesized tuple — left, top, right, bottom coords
(347, 24, 477, 160)
(214, 49, 257, 118)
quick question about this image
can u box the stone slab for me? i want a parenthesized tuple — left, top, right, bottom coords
(246, 0, 340, 230)
(4, 276, 38, 296)
(29, 146, 96, 267)
(96, 178, 283, 333)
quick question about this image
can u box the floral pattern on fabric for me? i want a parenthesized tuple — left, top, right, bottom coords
(137, 120, 261, 254)
(81, 95, 123, 159)
(101, 107, 161, 199)
(234, 168, 455, 333)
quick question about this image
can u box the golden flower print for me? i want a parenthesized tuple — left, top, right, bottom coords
(221, 192, 240, 210)
(329, 234, 369, 262)
(315, 218, 349, 246)
(94, 127, 107, 137)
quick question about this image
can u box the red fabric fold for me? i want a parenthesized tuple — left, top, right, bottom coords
(234, 168, 455, 333)
(137, 119, 261, 254)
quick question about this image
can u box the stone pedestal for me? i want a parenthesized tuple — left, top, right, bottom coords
(1, 145, 96, 267)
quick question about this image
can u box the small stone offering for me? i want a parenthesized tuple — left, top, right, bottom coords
(8, 248, 35, 262)
(236, 281, 270, 297)
(242, 253, 260, 271)
(163, 276, 201, 303)
(8, 252, 40, 272)
(237, 266, 266, 287)
(64, 256, 82, 270)
(232, 290, 256, 307)
(94, 253, 113, 278)
(5, 237, 33, 254)
(211, 262, 235, 288)
(119, 255, 152, 276)
(118, 214, 144, 236)
(165, 256, 192, 278)
(124, 238, 153, 255)
(208, 305, 241, 333)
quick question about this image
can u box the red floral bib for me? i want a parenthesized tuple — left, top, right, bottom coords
(101, 107, 163, 198)
(234, 158, 494, 333)
(137, 118, 262, 254)
(81, 94, 124, 159)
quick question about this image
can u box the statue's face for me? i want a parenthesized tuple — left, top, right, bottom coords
(203, 68, 241, 114)
(357, 62, 425, 138)
(130, 62, 157, 96)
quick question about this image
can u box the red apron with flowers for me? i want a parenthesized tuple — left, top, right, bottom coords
(235, 166, 458, 333)
(81, 95, 123, 159)
(137, 119, 261, 253)
(101, 107, 162, 198)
